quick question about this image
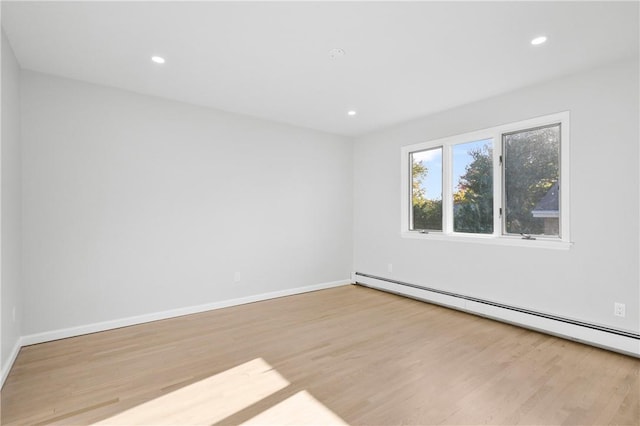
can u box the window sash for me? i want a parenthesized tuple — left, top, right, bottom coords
(501, 123, 562, 238)
(409, 147, 443, 231)
(451, 139, 494, 235)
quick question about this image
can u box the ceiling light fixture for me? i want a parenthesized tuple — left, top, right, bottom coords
(329, 48, 346, 59)
(347, 110, 357, 116)
(151, 56, 166, 64)
(531, 36, 547, 46)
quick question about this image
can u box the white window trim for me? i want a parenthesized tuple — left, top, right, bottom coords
(400, 111, 571, 250)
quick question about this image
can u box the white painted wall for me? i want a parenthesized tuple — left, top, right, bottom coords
(354, 58, 640, 334)
(20, 71, 353, 335)
(1, 30, 22, 370)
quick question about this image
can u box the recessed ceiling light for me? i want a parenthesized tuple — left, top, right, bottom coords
(347, 110, 357, 116)
(151, 56, 166, 64)
(329, 48, 346, 59)
(531, 36, 547, 46)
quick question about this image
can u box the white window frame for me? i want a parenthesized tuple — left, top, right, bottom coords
(400, 111, 571, 249)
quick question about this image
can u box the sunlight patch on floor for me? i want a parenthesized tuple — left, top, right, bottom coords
(241, 390, 348, 426)
(93, 358, 289, 425)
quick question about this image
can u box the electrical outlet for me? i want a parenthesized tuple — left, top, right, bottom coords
(614, 302, 626, 318)
(234, 272, 241, 283)
(387, 263, 393, 273)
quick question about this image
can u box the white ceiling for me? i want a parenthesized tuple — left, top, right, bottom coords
(2, 1, 638, 136)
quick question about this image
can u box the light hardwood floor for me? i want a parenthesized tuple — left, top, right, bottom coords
(1, 285, 638, 425)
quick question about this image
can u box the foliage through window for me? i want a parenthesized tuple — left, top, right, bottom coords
(410, 147, 442, 231)
(503, 125, 560, 237)
(402, 112, 569, 245)
(453, 139, 493, 234)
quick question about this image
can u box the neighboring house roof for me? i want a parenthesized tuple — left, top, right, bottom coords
(532, 182, 559, 218)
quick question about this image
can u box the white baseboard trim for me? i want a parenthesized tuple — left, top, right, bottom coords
(20, 279, 352, 348)
(355, 273, 640, 358)
(1, 337, 23, 389)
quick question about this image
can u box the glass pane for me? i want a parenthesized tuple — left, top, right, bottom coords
(410, 147, 442, 231)
(503, 124, 560, 237)
(452, 139, 493, 234)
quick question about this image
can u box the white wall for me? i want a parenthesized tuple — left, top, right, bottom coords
(1, 30, 22, 370)
(20, 71, 353, 335)
(354, 58, 639, 334)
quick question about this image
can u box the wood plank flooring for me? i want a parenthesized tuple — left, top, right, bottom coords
(1, 285, 638, 425)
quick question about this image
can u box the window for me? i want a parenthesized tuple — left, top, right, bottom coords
(410, 147, 442, 231)
(452, 139, 493, 234)
(503, 124, 560, 237)
(401, 112, 570, 248)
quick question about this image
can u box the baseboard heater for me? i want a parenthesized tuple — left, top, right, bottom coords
(354, 272, 640, 357)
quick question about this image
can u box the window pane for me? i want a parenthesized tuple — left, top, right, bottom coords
(503, 124, 560, 236)
(411, 147, 442, 231)
(452, 139, 493, 234)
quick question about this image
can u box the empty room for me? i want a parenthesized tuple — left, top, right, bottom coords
(1, 1, 639, 425)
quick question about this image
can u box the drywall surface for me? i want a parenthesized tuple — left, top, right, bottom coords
(1, 30, 22, 369)
(354, 59, 640, 333)
(21, 71, 353, 335)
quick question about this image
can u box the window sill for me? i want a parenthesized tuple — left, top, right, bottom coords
(401, 231, 573, 250)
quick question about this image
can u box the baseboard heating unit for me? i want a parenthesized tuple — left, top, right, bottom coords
(354, 272, 640, 358)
